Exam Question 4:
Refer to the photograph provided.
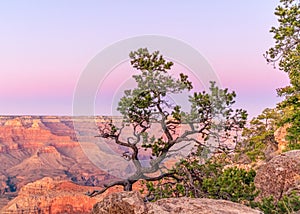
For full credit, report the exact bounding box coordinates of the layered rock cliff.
[1,177,124,214]
[0,116,112,210]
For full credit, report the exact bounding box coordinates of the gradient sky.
[0,1,290,118]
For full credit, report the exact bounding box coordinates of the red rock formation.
[0,116,110,210]
[1,177,100,213]
[0,117,77,153]
[0,115,218,212]
[274,124,292,152]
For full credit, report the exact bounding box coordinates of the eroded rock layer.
[0,116,114,211]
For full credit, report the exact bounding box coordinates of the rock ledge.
[91,191,261,214]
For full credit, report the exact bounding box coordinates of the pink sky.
[0,1,289,118]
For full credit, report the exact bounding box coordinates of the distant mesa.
[30,119,42,129]
[4,118,23,127]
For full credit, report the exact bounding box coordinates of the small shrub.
[284,142,300,152]
[252,191,300,214]
[143,158,258,205]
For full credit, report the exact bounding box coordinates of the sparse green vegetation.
[235,108,280,162]
[89,48,247,197]
[265,0,300,145]
[142,156,258,205]
[89,1,300,213]
[252,192,300,214]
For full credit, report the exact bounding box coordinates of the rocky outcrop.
[255,150,300,201]
[274,124,291,152]
[91,191,146,214]
[91,191,261,214]
[1,177,123,214]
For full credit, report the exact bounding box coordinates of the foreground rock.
[255,150,300,201]
[91,191,261,214]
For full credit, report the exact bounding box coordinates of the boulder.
[255,150,300,201]
[91,191,261,214]
[91,191,146,214]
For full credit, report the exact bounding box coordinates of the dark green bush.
[143,158,258,205]
[284,142,300,152]
[142,156,300,213]
[252,191,300,214]
[202,166,257,203]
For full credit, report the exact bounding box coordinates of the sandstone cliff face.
[0,116,112,209]
[91,191,262,214]
[1,180,148,213]
[274,124,291,152]
[255,150,300,201]
[1,177,126,214]
[1,177,96,213]
[0,117,74,154]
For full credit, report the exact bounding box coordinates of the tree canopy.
[87,2,300,212]
[265,0,300,143]
[88,48,247,197]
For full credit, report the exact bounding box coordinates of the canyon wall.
[0,116,115,212]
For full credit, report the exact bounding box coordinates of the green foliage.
[117,48,194,130]
[265,0,300,74]
[116,48,247,159]
[143,157,258,205]
[201,166,257,204]
[253,192,300,214]
[285,140,300,151]
[281,109,300,144]
[236,108,280,162]
[265,0,300,144]
[187,81,247,129]
[94,48,248,196]
[6,176,17,192]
